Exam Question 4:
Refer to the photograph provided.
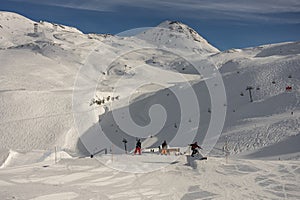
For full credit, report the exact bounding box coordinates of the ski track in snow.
[0,156,299,200]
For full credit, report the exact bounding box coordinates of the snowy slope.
[0,155,299,200]
[0,11,299,162]
[0,12,85,153]
[210,42,300,159]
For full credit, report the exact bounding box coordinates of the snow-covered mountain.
[0,11,300,200]
[0,11,299,162]
[136,20,219,54]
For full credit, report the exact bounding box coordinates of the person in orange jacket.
[161,140,168,155]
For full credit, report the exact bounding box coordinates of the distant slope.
[210,42,300,159]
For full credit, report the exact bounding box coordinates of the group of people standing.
[133,138,202,157]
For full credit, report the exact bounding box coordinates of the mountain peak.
[157,20,206,43]
[136,20,219,54]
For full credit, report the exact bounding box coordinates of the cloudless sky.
[1,0,300,50]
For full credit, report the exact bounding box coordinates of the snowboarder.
[134,139,142,155]
[189,142,202,157]
[161,140,168,155]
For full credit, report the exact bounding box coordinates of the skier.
[189,142,202,157]
[161,140,168,155]
[134,139,142,155]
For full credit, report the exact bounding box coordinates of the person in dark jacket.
[161,140,168,155]
[134,139,142,155]
[189,142,202,157]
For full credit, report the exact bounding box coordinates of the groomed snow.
[0,155,299,199]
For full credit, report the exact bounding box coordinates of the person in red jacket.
[189,142,202,157]
[134,139,142,155]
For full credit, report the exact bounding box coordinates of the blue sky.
[1,0,300,50]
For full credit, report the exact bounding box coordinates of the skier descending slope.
[189,142,202,157]
[134,139,142,155]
